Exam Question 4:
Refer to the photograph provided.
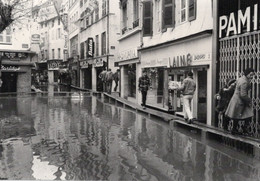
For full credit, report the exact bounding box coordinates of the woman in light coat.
[225,68,255,134]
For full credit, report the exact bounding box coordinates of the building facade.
[116,0,142,102]
[77,0,120,91]
[217,0,260,137]
[127,0,214,125]
[38,0,67,84]
[0,11,35,93]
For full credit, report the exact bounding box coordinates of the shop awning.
[116,58,140,66]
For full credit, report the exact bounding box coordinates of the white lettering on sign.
[118,48,138,61]
[1,65,20,71]
[168,54,192,67]
[93,59,104,67]
[88,38,93,57]
[64,35,68,49]
[219,4,258,38]
[193,53,211,61]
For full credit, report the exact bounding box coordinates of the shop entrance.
[1,72,17,93]
[83,68,92,89]
[197,70,207,123]
[96,68,103,92]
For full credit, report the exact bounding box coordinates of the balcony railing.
[133,19,139,29]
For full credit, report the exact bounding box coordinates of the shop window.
[143,1,153,36]
[95,35,99,56]
[0,27,12,44]
[162,0,175,31]
[101,32,106,55]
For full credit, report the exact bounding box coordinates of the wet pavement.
[0,91,260,180]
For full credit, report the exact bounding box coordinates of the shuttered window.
[143,1,153,36]
[162,0,175,31]
[188,0,196,21]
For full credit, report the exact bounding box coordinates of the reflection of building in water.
[0,140,34,180]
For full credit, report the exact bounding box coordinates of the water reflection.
[0,95,259,180]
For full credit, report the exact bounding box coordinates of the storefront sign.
[31,34,40,44]
[93,58,105,67]
[1,65,20,71]
[48,60,61,70]
[118,48,138,61]
[219,4,258,38]
[193,53,211,61]
[64,35,68,49]
[168,54,192,67]
[0,52,27,59]
[87,38,94,58]
[80,60,89,68]
[143,58,169,68]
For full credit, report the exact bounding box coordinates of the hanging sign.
[87,38,94,58]
[48,60,61,70]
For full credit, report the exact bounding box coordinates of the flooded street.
[0,94,260,180]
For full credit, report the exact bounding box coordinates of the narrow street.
[0,89,259,180]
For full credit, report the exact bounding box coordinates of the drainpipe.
[106,0,109,69]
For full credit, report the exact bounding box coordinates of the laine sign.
[219,4,259,38]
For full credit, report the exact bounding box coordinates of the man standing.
[138,70,151,109]
[113,69,120,92]
[98,68,107,92]
[177,71,196,124]
[105,68,113,94]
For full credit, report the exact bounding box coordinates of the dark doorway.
[84,68,92,89]
[1,73,18,93]
[197,70,207,123]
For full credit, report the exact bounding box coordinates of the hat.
[187,71,193,76]
[227,79,236,86]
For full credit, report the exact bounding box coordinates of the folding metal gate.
[219,31,260,138]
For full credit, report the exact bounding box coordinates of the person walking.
[177,71,196,124]
[225,68,255,135]
[98,68,107,92]
[138,70,151,109]
[105,68,113,94]
[113,69,120,92]
[215,79,236,131]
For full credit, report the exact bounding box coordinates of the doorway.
[1,72,18,93]
[197,70,207,123]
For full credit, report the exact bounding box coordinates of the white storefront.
[140,33,213,125]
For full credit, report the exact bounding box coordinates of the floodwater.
[0,93,260,181]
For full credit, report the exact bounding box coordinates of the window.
[122,2,127,30]
[162,0,175,30]
[133,0,139,21]
[95,35,99,56]
[143,1,153,36]
[52,20,55,27]
[95,6,99,22]
[52,49,55,59]
[41,50,44,60]
[58,48,61,59]
[188,0,196,21]
[180,0,188,23]
[102,0,106,16]
[91,13,94,24]
[45,50,48,59]
[58,18,61,25]
[80,42,85,59]
[0,27,12,44]
[101,32,106,55]
[57,28,61,39]
[86,17,89,27]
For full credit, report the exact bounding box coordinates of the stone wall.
[17,66,31,93]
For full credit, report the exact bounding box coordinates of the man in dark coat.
[138,70,151,109]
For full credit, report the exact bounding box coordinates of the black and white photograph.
[0,0,260,180]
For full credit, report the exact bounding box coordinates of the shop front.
[0,50,35,93]
[80,60,92,89]
[218,0,260,136]
[47,59,62,84]
[140,35,213,124]
[116,48,140,101]
[92,57,107,92]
